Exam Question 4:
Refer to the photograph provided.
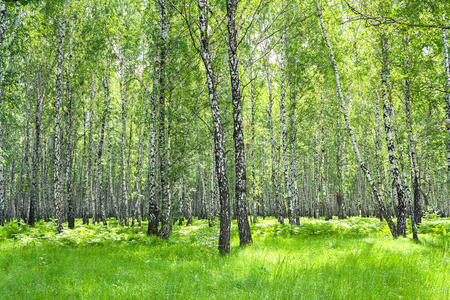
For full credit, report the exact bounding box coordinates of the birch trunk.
[250,65,258,224]
[266,60,283,224]
[403,36,421,227]
[374,91,389,219]
[288,82,300,224]
[402,36,419,239]
[442,13,450,186]
[197,0,231,253]
[83,83,95,225]
[226,0,253,246]
[125,94,134,225]
[18,69,32,224]
[209,145,217,227]
[147,74,159,235]
[65,21,75,229]
[279,0,289,224]
[29,75,45,226]
[335,91,344,219]
[319,97,326,218]
[133,90,148,228]
[107,113,118,224]
[54,8,66,233]
[96,57,110,226]
[380,32,408,236]
[119,59,129,226]
[157,0,171,239]
[146,5,168,236]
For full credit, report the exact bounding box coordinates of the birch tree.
[53,5,66,233]
[197,0,232,253]
[225,0,252,245]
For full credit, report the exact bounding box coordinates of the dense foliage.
[0,0,448,250]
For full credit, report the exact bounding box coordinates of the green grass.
[0,217,448,299]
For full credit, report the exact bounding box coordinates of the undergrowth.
[0,217,448,299]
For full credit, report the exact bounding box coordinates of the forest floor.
[0,217,448,299]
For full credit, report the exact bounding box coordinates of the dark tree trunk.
[156,0,171,239]
[225,0,252,246]
[380,33,408,237]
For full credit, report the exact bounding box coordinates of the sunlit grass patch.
[0,217,448,299]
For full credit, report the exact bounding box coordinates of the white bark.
[266,60,283,224]
[442,13,450,183]
[54,6,66,233]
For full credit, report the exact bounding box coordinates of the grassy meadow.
[0,217,448,299]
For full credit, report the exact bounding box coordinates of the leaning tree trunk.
[197,0,231,253]
[316,0,397,237]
